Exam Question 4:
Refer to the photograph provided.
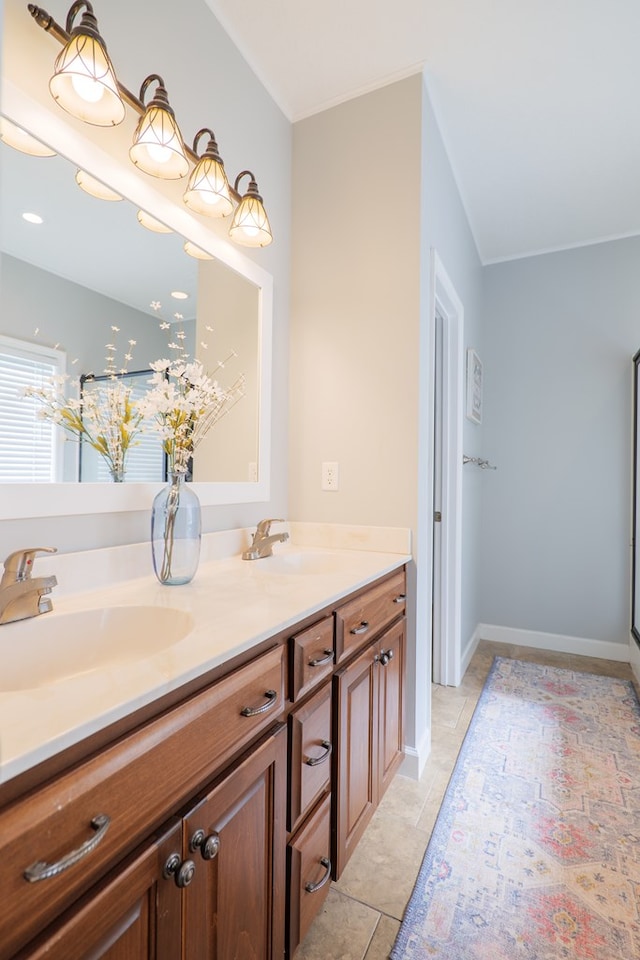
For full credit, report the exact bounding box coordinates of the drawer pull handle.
[24,813,110,883]
[305,857,332,893]
[304,740,332,766]
[379,649,395,667]
[394,593,407,604]
[164,853,196,888]
[350,620,369,635]
[241,689,278,717]
[309,649,333,667]
[191,829,221,861]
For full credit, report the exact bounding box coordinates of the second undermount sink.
[0,605,194,692]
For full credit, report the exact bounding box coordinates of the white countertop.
[0,523,411,784]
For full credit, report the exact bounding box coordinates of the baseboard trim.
[401,727,431,780]
[461,625,482,679]
[477,623,630,663]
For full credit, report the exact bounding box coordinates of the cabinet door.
[183,726,287,960]
[332,644,378,879]
[377,618,405,799]
[15,820,183,960]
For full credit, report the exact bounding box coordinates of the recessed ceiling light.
[171,290,189,300]
[22,212,43,224]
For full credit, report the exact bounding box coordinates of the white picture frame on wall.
[466,348,483,424]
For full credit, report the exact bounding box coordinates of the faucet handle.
[2,547,58,583]
[255,519,285,536]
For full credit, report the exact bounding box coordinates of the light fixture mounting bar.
[27,3,243,202]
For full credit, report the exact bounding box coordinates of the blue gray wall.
[481,237,640,648]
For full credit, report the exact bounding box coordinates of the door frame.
[428,249,463,686]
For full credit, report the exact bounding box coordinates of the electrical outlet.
[322,461,339,491]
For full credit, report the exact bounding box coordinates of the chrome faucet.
[242,519,289,560]
[0,547,58,625]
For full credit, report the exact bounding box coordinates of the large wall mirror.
[0,40,272,519]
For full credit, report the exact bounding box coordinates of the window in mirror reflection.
[0,335,65,482]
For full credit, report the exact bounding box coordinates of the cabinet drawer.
[288,682,332,833]
[0,644,285,960]
[287,792,332,956]
[335,570,406,664]
[290,615,334,702]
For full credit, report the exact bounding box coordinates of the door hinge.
[434,511,442,523]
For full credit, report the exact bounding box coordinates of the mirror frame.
[0,81,272,519]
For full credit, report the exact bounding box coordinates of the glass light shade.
[183,155,233,218]
[137,209,173,233]
[130,106,189,180]
[229,194,273,247]
[0,118,56,157]
[49,34,125,126]
[75,168,122,201]
[184,240,214,260]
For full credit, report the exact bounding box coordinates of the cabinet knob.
[241,689,278,717]
[163,854,196,888]
[378,649,394,667]
[191,829,221,861]
[350,620,369,635]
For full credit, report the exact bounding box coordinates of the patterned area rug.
[391,657,640,959]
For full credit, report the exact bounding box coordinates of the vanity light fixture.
[136,209,173,234]
[171,291,189,300]
[28,3,274,245]
[184,240,214,261]
[0,117,56,157]
[22,212,44,224]
[229,171,273,248]
[183,128,233,218]
[129,75,189,180]
[75,168,122,201]
[41,1,125,127]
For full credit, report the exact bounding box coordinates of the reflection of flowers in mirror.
[24,375,144,482]
[138,358,245,476]
[24,325,143,482]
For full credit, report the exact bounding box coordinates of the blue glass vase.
[151,472,201,585]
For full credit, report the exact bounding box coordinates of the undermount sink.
[0,605,194,692]
[250,551,349,576]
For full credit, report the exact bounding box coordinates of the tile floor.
[293,639,635,960]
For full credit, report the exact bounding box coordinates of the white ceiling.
[205,0,640,264]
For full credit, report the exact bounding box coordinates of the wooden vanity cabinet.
[2,564,407,960]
